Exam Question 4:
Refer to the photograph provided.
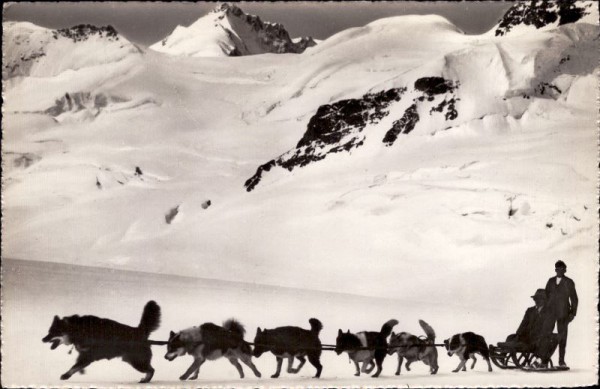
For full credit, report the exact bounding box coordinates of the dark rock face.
[244,88,405,191]
[414,77,457,96]
[495,0,592,36]
[382,104,419,146]
[53,24,120,42]
[383,77,459,146]
[245,77,460,191]
[429,97,458,121]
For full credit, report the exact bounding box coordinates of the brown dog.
[388,320,438,375]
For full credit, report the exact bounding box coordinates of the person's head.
[531,288,546,307]
[555,260,567,277]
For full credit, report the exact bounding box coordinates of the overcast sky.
[4,2,512,46]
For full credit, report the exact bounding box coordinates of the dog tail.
[380,319,399,337]
[138,300,161,336]
[309,318,323,334]
[418,320,436,342]
[223,318,246,337]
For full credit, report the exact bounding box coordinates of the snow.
[2,6,599,387]
[150,4,313,57]
[2,258,598,386]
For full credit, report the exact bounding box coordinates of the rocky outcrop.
[245,88,405,191]
[495,0,593,36]
[52,24,119,42]
[245,77,461,191]
[383,77,459,146]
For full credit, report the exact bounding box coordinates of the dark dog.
[42,300,161,383]
[165,319,261,380]
[335,319,398,377]
[253,318,323,378]
[444,332,493,372]
[388,319,439,375]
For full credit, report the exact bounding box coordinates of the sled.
[489,335,565,372]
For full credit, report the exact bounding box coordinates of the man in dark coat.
[514,288,556,366]
[545,260,578,367]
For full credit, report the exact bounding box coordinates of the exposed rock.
[430,97,459,121]
[44,92,120,119]
[52,24,119,42]
[246,76,463,190]
[245,88,405,191]
[384,77,459,146]
[383,104,419,146]
[414,77,458,96]
[535,82,562,98]
[495,0,593,37]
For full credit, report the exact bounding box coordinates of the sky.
[3,1,513,46]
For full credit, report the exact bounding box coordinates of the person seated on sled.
[505,289,556,367]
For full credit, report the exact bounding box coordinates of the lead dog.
[335,319,398,377]
[165,319,261,380]
[444,332,493,372]
[253,318,323,378]
[388,320,439,375]
[42,300,161,383]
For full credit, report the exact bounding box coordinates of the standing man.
[545,260,578,367]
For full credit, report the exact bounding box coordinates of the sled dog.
[444,332,493,372]
[42,300,161,383]
[388,319,439,375]
[165,319,261,380]
[253,318,323,378]
[335,319,398,377]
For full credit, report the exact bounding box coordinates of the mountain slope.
[150,3,316,57]
[2,9,598,298]
[2,22,142,79]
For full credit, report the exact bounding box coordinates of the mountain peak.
[495,0,597,36]
[212,2,244,16]
[151,3,316,57]
[3,22,140,79]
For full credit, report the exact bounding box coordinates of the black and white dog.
[253,318,323,378]
[444,332,493,372]
[335,319,398,377]
[165,319,261,380]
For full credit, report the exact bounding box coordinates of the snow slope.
[3,22,142,80]
[2,2,599,386]
[3,1,597,303]
[150,3,316,57]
